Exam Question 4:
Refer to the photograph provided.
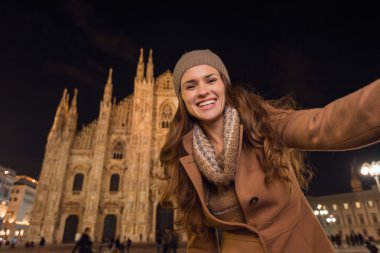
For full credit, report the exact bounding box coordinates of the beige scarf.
[192,106,245,222]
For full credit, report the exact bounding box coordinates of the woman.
[160,49,380,253]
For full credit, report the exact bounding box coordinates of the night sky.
[1,1,379,196]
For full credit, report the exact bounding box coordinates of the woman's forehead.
[181,65,219,83]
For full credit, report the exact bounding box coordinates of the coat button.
[249,196,259,206]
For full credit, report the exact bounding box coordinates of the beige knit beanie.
[173,49,230,97]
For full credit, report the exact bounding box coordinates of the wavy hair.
[159,74,313,235]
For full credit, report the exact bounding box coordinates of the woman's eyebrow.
[204,73,219,79]
[182,73,220,85]
[182,79,197,86]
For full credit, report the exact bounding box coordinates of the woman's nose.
[197,82,210,95]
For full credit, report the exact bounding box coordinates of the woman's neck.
[199,120,224,154]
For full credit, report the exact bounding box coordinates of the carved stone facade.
[28,49,178,244]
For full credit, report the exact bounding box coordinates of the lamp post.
[326,215,336,236]
[313,204,329,233]
[360,161,380,191]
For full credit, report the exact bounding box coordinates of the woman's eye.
[207,79,216,84]
[185,84,195,89]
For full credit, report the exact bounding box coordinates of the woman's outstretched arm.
[271,79,380,150]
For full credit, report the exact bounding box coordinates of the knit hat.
[173,49,230,97]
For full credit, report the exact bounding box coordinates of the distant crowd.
[0,235,45,249]
[329,231,378,252]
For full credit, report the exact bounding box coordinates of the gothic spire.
[350,160,363,192]
[48,89,69,140]
[70,88,78,112]
[60,89,68,105]
[52,89,68,127]
[136,48,145,81]
[67,88,78,132]
[103,68,113,105]
[146,48,154,82]
[64,90,70,112]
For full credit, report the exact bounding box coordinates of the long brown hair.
[159,74,312,235]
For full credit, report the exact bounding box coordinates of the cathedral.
[27,49,178,244]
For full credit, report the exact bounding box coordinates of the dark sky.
[1,1,379,196]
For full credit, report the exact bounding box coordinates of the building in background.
[0,166,17,203]
[0,165,17,237]
[28,48,178,244]
[308,171,380,242]
[1,176,38,242]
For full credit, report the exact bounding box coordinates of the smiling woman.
[159,49,380,253]
[180,65,226,142]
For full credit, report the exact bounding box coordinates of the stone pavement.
[0,243,377,253]
[0,243,186,253]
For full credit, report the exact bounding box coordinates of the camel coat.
[179,79,380,253]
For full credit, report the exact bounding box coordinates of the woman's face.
[180,65,226,125]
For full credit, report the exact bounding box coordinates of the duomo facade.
[28,49,178,243]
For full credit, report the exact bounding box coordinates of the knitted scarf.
[192,106,245,222]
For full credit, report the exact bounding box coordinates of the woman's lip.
[198,100,217,110]
[197,98,217,107]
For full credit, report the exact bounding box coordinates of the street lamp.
[360,161,380,191]
[313,204,329,233]
[313,204,329,216]
[325,215,336,236]
[326,215,336,223]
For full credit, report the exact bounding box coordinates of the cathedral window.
[109,174,120,192]
[372,213,378,224]
[113,142,125,159]
[358,214,366,225]
[346,215,352,225]
[161,105,172,128]
[334,216,340,225]
[72,173,84,192]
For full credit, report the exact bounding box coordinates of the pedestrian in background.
[39,236,46,247]
[155,230,162,253]
[126,237,132,253]
[162,229,171,253]
[169,231,179,253]
[72,227,93,253]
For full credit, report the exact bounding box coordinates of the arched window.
[109,174,120,192]
[161,105,172,128]
[72,173,84,192]
[113,142,125,159]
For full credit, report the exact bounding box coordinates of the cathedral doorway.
[62,215,79,243]
[102,214,117,242]
[155,205,173,237]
